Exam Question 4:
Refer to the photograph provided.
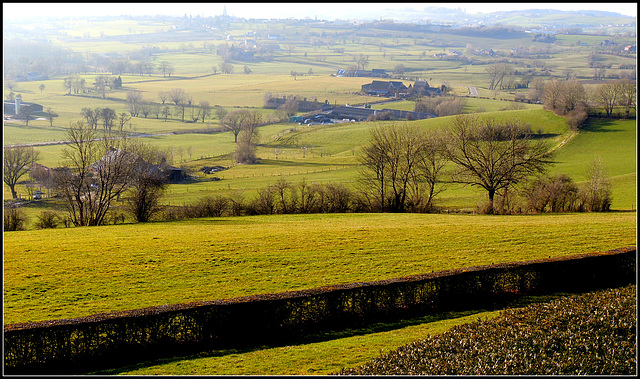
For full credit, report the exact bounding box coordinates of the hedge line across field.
[4,246,636,374]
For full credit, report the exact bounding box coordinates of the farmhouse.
[334,68,389,78]
[411,80,443,97]
[3,97,43,119]
[361,80,409,97]
[91,148,187,183]
[327,105,435,122]
[265,96,333,112]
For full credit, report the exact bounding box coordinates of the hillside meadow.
[3,212,636,325]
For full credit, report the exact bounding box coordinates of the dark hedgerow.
[336,284,636,375]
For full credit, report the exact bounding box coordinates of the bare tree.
[558,78,585,114]
[593,81,619,117]
[617,79,636,118]
[222,110,248,142]
[4,146,40,199]
[542,79,563,112]
[53,122,138,226]
[359,123,435,212]
[485,63,512,90]
[579,157,612,212]
[235,110,262,164]
[198,101,211,122]
[158,91,168,104]
[445,114,554,214]
[167,88,186,106]
[219,62,234,74]
[410,130,448,212]
[353,53,370,70]
[126,90,144,116]
[81,107,101,130]
[118,112,131,132]
[125,141,168,222]
[39,84,45,93]
[161,106,171,121]
[46,107,57,127]
[100,107,117,131]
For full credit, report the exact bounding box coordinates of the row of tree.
[3,111,614,231]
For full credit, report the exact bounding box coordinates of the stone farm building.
[3,97,43,119]
[327,105,435,122]
[361,80,410,97]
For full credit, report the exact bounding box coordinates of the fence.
[4,246,635,374]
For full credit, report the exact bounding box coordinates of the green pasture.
[549,118,637,210]
[5,109,635,213]
[101,309,503,375]
[4,212,636,325]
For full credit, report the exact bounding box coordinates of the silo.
[15,96,21,116]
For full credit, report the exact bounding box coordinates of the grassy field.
[3,212,636,325]
[3,15,637,376]
[97,308,505,375]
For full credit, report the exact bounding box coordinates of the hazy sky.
[3,2,637,22]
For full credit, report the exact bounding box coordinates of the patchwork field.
[3,13,637,375]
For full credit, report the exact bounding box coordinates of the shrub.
[524,174,580,213]
[566,107,588,130]
[3,205,28,231]
[338,285,637,375]
[34,210,59,229]
[435,98,466,116]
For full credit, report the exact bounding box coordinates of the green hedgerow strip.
[337,284,636,375]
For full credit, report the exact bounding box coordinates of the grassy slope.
[3,212,636,325]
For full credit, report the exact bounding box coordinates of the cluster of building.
[3,97,43,120]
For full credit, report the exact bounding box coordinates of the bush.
[435,98,466,116]
[524,174,580,213]
[3,205,28,231]
[338,285,637,375]
[34,210,59,229]
[566,107,588,130]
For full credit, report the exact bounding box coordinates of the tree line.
[3,113,615,231]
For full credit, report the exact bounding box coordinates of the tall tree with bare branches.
[445,114,554,214]
[4,146,40,199]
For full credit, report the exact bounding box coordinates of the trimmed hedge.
[4,246,636,374]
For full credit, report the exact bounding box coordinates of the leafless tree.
[118,112,131,132]
[126,90,143,117]
[353,53,369,70]
[46,107,57,127]
[485,63,512,90]
[234,110,262,164]
[222,110,248,142]
[100,107,117,131]
[593,81,619,117]
[158,91,168,104]
[445,114,554,214]
[579,157,612,212]
[542,79,563,112]
[53,122,139,226]
[125,141,168,222]
[219,62,234,74]
[198,101,211,122]
[167,88,186,106]
[359,123,435,212]
[617,79,636,118]
[4,146,40,199]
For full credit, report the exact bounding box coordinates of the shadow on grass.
[90,292,571,375]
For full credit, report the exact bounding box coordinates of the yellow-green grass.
[549,118,636,209]
[3,212,636,325]
[98,309,503,375]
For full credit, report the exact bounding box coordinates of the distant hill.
[360,6,635,29]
